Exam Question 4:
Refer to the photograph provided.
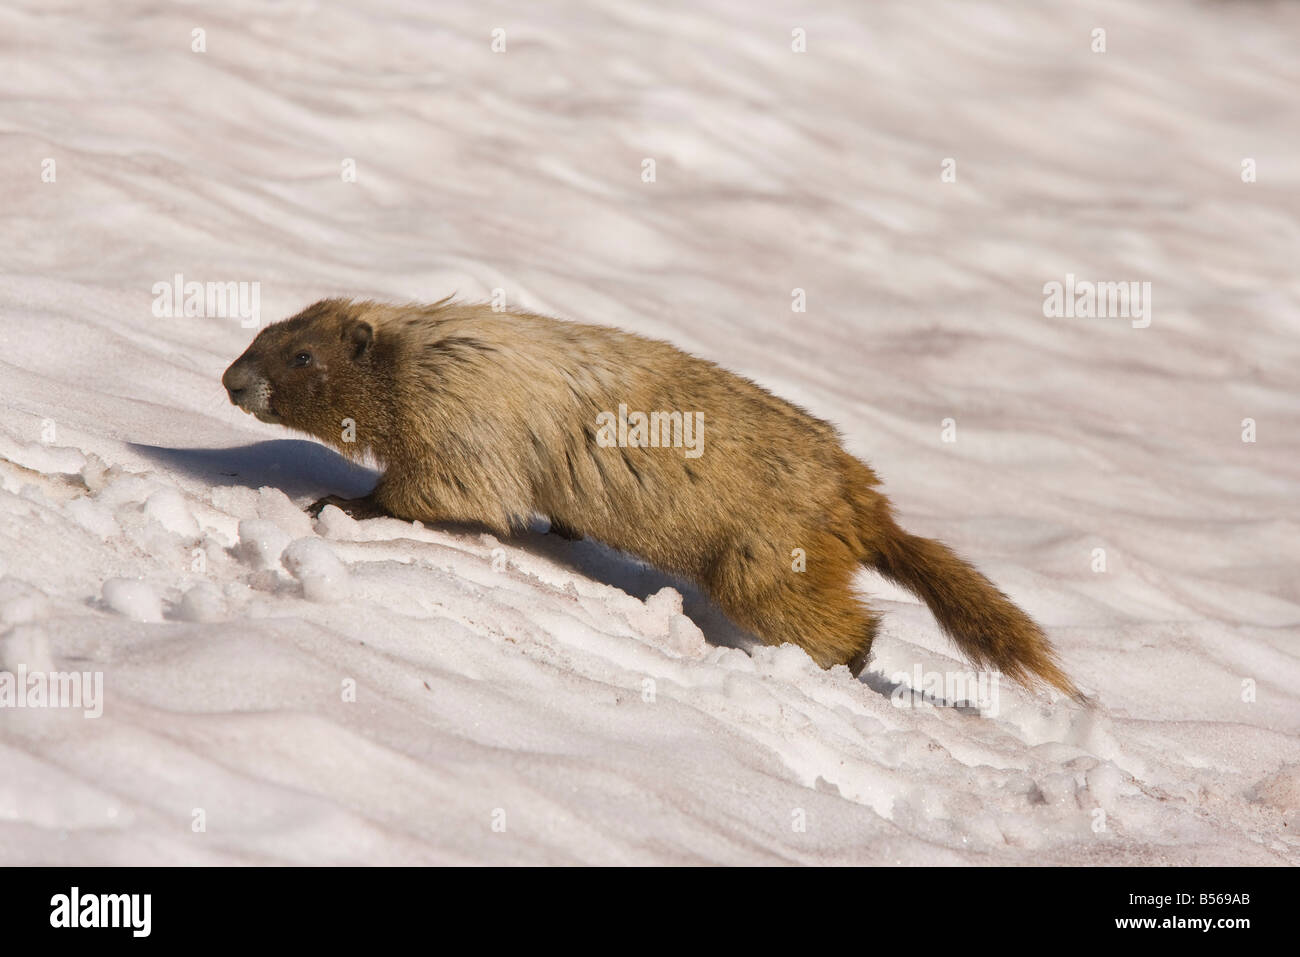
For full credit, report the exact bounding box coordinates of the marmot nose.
[223,365,250,404]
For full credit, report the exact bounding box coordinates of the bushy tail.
[873,526,1085,702]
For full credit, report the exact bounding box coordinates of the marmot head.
[222,298,382,449]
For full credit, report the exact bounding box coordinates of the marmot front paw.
[307,495,386,520]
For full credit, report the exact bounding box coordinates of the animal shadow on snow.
[131,440,379,501]
[859,670,982,715]
[132,440,761,657]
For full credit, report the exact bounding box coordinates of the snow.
[99,579,164,623]
[280,535,351,603]
[1,0,1298,864]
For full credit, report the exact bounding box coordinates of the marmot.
[222,298,1082,699]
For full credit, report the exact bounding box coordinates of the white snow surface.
[1,0,1298,865]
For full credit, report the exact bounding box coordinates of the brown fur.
[222,298,1084,700]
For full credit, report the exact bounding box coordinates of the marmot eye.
[292,351,312,367]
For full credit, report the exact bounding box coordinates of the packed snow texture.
[1,0,1298,864]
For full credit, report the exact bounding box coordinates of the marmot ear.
[348,321,373,359]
